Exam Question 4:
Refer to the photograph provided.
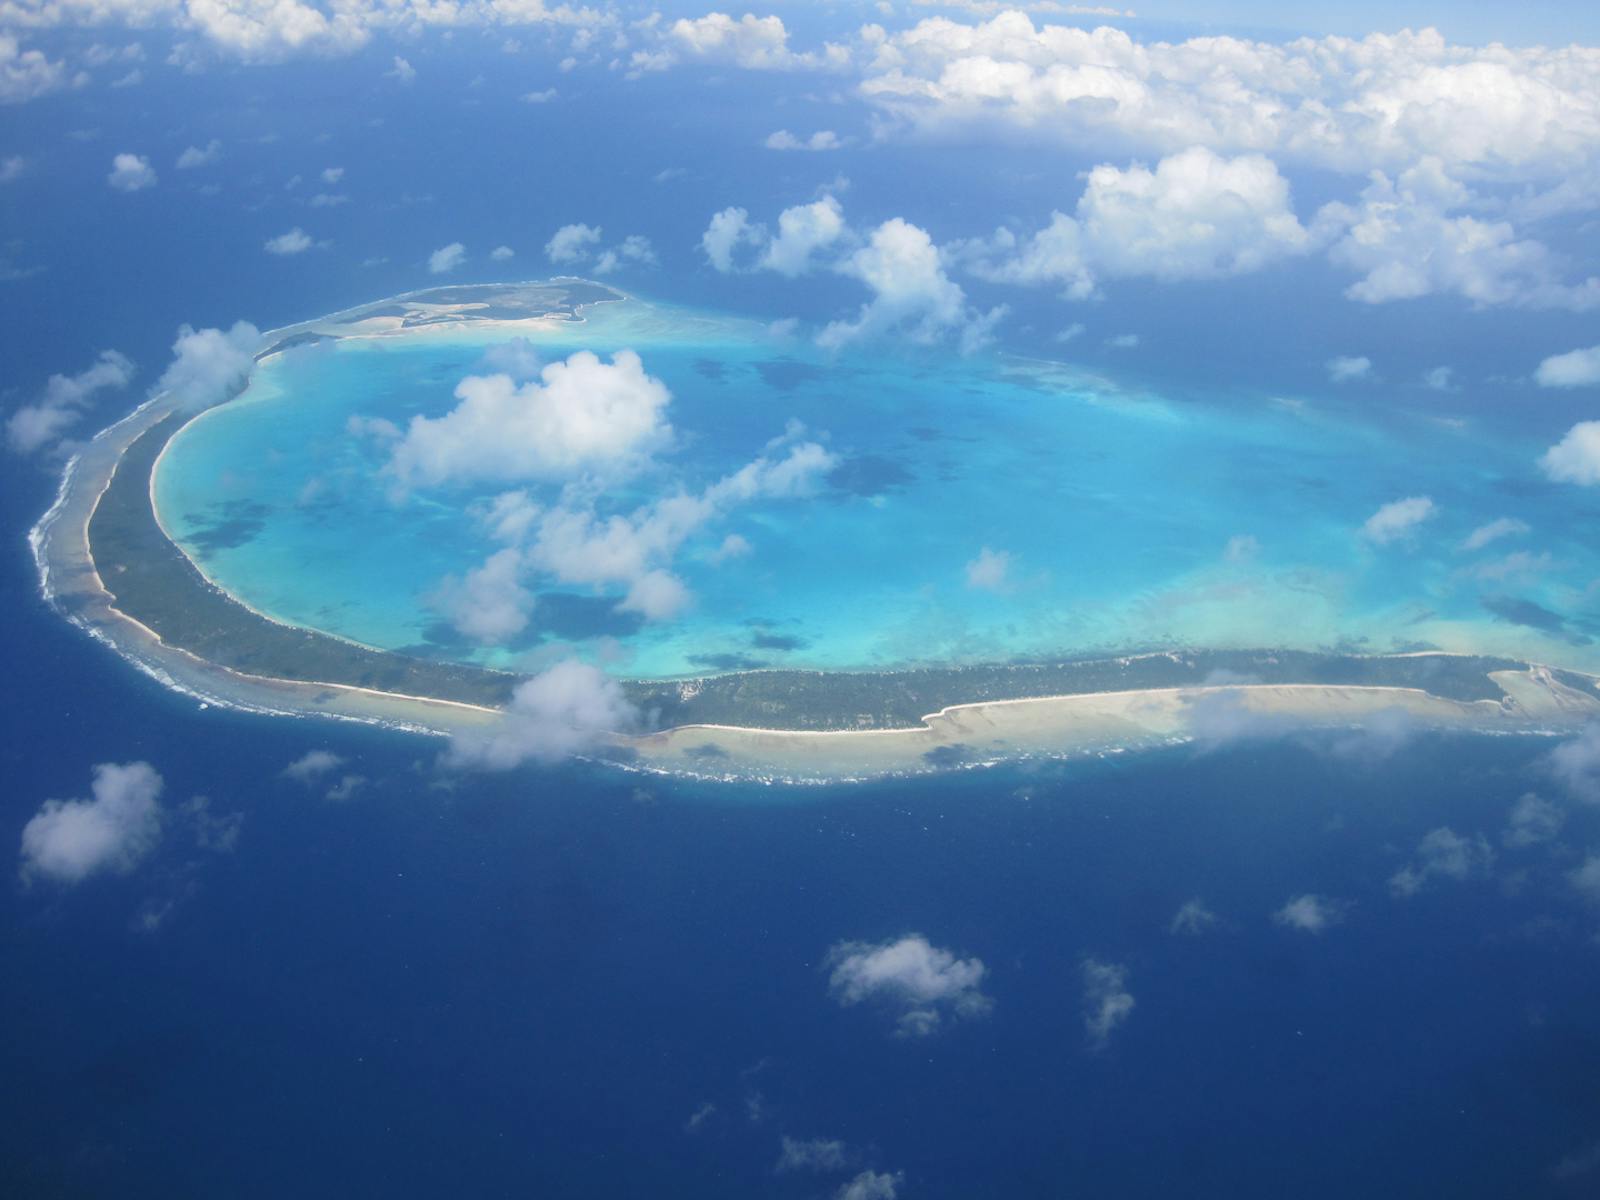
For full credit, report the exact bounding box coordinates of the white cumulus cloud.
[1540,423,1600,486]
[428,241,466,274]
[20,762,163,884]
[825,933,992,1037]
[447,659,639,769]
[1082,959,1134,1048]
[264,227,313,255]
[153,321,261,410]
[1361,496,1436,545]
[107,151,155,191]
[6,348,134,455]
[1273,893,1349,933]
[1536,345,1600,388]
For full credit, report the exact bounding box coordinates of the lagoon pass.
[33,281,1600,781]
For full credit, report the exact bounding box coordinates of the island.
[33,281,1600,782]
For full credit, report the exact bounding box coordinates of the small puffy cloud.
[1273,893,1348,934]
[1548,725,1600,802]
[283,749,344,782]
[387,349,672,488]
[183,795,243,853]
[19,762,163,884]
[264,227,313,255]
[153,321,261,411]
[617,568,691,621]
[1326,355,1372,383]
[1388,827,1493,897]
[107,151,155,191]
[1503,792,1564,849]
[1460,517,1529,552]
[545,222,602,264]
[964,546,1010,591]
[708,533,752,564]
[594,234,656,275]
[825,933,992,1037]
[765,129,843,151]
[1536,345,1600,389]
[644,12,839,74]
[490,244,515,261]
[1569,854,1600,905]
[822,217,1000,352]
[428,547,535,643]
[1170,898,1217,935]
[176,139,220,169]
[836,1171,903,1200]
[1422,366,1456,391]
[428,241,466,274]
[1082,959,1134,1048]
[701,206,761,273]
[6,348,134,455]
[1361,496,1436,545]
[1540,423,1600,486]
[386,55,416,84]
[1,154,24,182]
[777,1136,850,1173]
[762,197,847,277]
[0,33,75,104]
[522,87,557,103]
[320,166,343,184]
[447,659,639,769]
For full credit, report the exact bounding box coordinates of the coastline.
[32,280,1600,783]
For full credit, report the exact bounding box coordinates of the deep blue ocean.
[7,21,1600,1198]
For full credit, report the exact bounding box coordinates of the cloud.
[0,154,23,182]
[1170,898,1217,935]
[1361,496,1436,545]
[152,321,261,410]
[176,139,220,168]
[1540,422,1600,486]
[0,33,76,104]
[617,568,691,621]
[1548,724,1600,802]
[1569,854,1600,905]
[1536,345,1600,388]
[1422,366,1455,391]
[1326,355,1372,383]
[386,348,672,488]
[835,1171,903,1200]
[283,749,345,782]
[761,196,847,277]
[522,87,556,102]
[386,55,416,83]
[1273,893,1349,934]
[1322,160,1600,310]
[320,165,343,184]
[765,129,844,151]
[1503,792,1564,849]
[107,151,155,191]
[701,206,762,273]
[19,762,163,884]
[825,933,992,1037]
[777,1137,851,1173]
[5,348,134,455]
[428,241,466,274]
[858,18,1600,184]
[821,217,1002,352]
[490,244,515,261]
[545,222,602,263]
[964,546,1010,591]
[447,659,639,769]
[1460,517,1529,553]
[182,795,243,853]
[264,227,313,255]
[958,147,1318,300]
[636,12,845,74]
[427,547,536,642]
[1388,827,1494,896]
[593,234,656,275]
[1081,959,1134,1048]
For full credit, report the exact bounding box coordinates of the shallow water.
[154,295,1600,678]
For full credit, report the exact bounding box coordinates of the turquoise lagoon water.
[154,298,1600,679]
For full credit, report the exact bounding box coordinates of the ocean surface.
[152,295,1600,678]
[4,676,1600,1197]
